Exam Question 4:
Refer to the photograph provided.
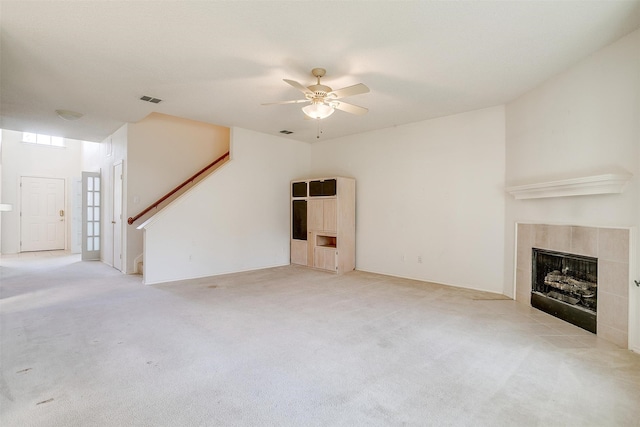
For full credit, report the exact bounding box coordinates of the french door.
[82,172,101,261]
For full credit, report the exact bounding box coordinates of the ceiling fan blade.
[328,83,369,99]
[261,99,309,106]
[334,101,368,115]
[284,79,313,95]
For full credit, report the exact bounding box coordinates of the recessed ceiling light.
[55,109,84,121]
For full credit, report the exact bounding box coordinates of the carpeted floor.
[1,251,639,426]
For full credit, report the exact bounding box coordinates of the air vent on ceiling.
[140,96,162,104]
[280,130,293,134]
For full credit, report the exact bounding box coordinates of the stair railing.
[127,151,230,225]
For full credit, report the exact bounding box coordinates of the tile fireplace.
[516,224,631,348]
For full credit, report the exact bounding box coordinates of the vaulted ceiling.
[1,1,639,143]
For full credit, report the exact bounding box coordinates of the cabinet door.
[309,180,323,197]
[309,179,336,196]
[291,239,308,265]
[308,199,324,231]
[322,179,336,196]
[314,246,337,271]
[323,198,337,232]
[292,200,307,240]
[292,181,307,197]
[308,199,336,232]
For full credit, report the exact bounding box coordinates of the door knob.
[112,221,116,224]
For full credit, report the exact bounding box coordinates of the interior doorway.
[631,228,639,353]
[71,177,82,253]
[112,162,123,271]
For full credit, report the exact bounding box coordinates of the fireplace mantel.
[506,173,632,200]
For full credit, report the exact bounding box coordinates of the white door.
[20,177,65,252]
[631,227,639,353]
[112,162,123,271]
[82,172,101,261]
[71,178,82,253]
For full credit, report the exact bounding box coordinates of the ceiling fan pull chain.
[316,120,325,139]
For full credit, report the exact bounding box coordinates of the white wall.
[504,29,640,297]
[126,113,230,274]
[310,106,507,294]
[0,129,83,253]
[142,127,310,284]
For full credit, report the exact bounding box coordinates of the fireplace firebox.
[531,248,597,333]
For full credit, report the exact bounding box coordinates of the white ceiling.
[1,1,639,144]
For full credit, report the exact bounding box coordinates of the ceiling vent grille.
[140,96,162,104]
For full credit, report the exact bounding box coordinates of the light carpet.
[1,251,639,426]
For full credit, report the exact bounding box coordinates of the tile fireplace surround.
[516,224,631,348]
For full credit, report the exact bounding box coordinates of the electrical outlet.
[401,254,405,262]
[418,256,422,263]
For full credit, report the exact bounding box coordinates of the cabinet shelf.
[316,235,336,248]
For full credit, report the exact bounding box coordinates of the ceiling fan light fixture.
[302,103,334,119]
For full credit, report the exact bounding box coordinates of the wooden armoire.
[290,177,355,274]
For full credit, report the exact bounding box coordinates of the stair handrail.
[127,151,230,225]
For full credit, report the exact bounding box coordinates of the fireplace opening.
[531,248,597,333]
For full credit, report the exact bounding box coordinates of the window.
[22,132,65,147]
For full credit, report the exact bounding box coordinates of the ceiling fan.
[263,68,369,119]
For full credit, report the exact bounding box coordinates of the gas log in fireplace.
[531,248,597,333]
